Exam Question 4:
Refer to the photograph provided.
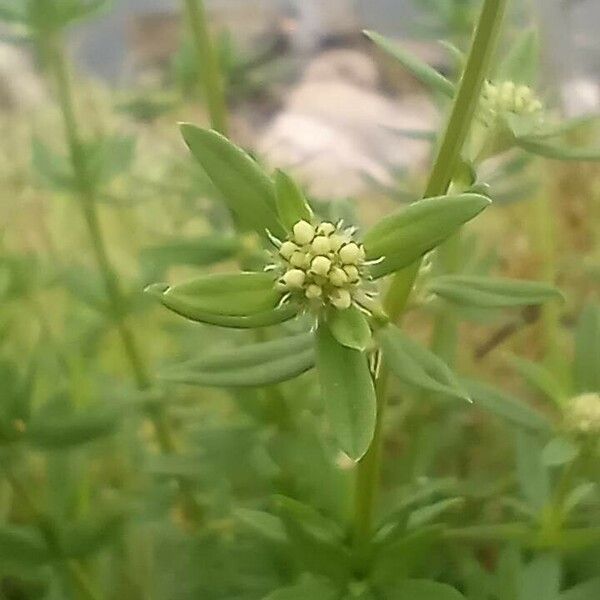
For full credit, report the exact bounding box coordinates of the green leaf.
[274,170,313,232]
[496,29,539,86]
[86,135,136,185]
[0,2,27,23]
[541,436,579,467]
[365,31,455,99]
[515,431,551,511]
[160,333,315,387]
[429,275,562,308]
[263,575,338,600]
[507,355,566,407]
[379,326,470,402]
[532,115,600,140]
[521,554,561,600]
[180,125,285,239]
[25,406,120,449]
[464,380,552,433]
[146,272,281,319]
[382,579,465,600]
[0,526,50,567]
[364,194,490,279]
[515,136,600,162]
[326,306,372,351]
[564,483,596,515]
[62,510,126,558]
[574,303,600,393]
[31,137,74,190]
[406,498,464,530]
[235,509,287,544]
[315,320,376,460]
[561,578,600,600]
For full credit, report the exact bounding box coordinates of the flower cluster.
[267,219,376,312]
[564,393,600,435]
[479,80,544,127]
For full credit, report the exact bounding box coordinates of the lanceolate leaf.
[515,136,600,162]
[274,170,313,232]
[326,306,372,351]
[146,272,281,319]
[180,125,285,239]
[315,320,376,460]
[365,31,456,99]
[429,275,562,308]
[574,303,600,393]
[161,333,315,387]
[379,326,470,402]
[364,194,490,279]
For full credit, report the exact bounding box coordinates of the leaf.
[561,578,600,600]
[364,194,490,279]
[326,306,372,351]
[161,333,315,387]
[406,497,464,530]
[263,575,338,600]
[574,303,600,393]
[25,406,120,449]
[365,31,455,98]
[274,170,313,232]
[464,380,552,433]
[31,137,74,190]
[141,235,241,273]
[533,115,600,140]
[87,135,136,185]
[275,496,350,583]
[235,509,287,544]
[495,29,539,86]
[507,355,566,407]
[146,272,281,319]
[62,510,127,558]
[0,2,26,23]
[379,326,470,402]
[429,275,562,308]
[564,483,596,515]
[180,125,285,239]
[520,554,561,600]
[315,320,377,460]
[382,579,465,600]
[0,526,50,566]
[515,431,550,511]
[541,437,579,467]
[515,136,600,162]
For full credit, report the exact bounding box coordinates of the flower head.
[564,393,600,435]
[480,80,544,128]
[267,219,377,313]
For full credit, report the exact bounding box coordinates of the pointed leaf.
[326,306,372,351]
[263,575,338,600]
[574,303,600,393]
[379,326,470,402]
[496,29,539,85]
[315,320,376,460]
[161,333,315,387]
[383,579,465,600]
[406,497,464,530]
[364,194,490,279]
[515,136,600,162]
[180,125,285,239]
[235,509,287,544]
[507,355,566,407]
[533,115,600,140]
[146,272,280,319]
[429,275,563,308]
[365,31,455,98]
[515,431,551,511]
[541,437,579,467]
[274,170,313,232]
[561,578,600,600]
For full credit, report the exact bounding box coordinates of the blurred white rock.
[257,49,436,199]
[0,42,46,112]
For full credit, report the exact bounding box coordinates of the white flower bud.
[310,235,331,255]
[311,255,332,276]
[290,251,310,269]
[329,234,346,252]
[317,222,336,236]
[279,241,298,260]
[329,288,352,310]
[305,284,322,299]
[565,393,600,434]
[282,269,305,289]
[293,220,315,245]
[329,267,348,287]
[343,265,360,282]
[339,242,362,265]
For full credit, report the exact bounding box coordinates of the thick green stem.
[183,0,229,135]
[39,31,201,519]
[352,0,508,551]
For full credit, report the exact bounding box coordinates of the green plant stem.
[39,31,202,520]
[352,0,508,551]
[183,0,229,135]
[0,460,102,600]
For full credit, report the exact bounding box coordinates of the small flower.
[564,393,600,435]
[267,218,380,314]
[480,80,544,128]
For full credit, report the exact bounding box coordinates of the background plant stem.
[183,0,229,135]
[39,30,203,522]
[353,0,509,551]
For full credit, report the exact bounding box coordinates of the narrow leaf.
[364,194,490,279]
[574,303,600,393]
[496,29,539,85]
[0,526,50,566]
[429,275,563,308]
[541,437,579,467]
[384,579,465,600]
[365,31,456,98]
[516,136,600,162]
[315,320,376,460]
[161,333,315,387]
[235,509,287,544]
[326,306,372,351]
[274,170,313,232]
[379,326,470,402]
[180,125,285,239]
